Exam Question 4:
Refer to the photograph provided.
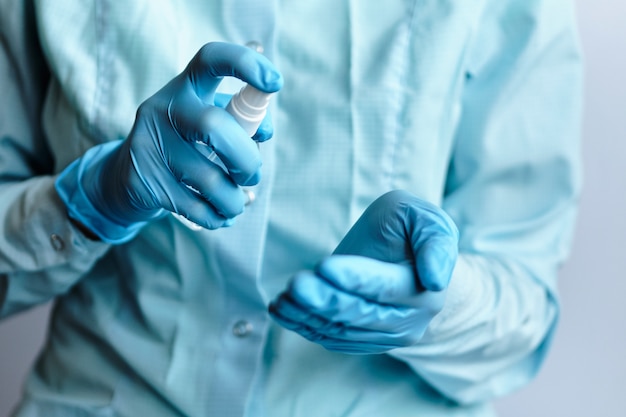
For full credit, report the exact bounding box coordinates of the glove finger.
[154,175,235,229]
[186,42,283,102]
[316,256,419,304]
[317,337,399,355]
[270,292,416,347]
[317,255,448,312]
[283,320,399,355]
[269,302,347,348]
[282,270,412,332]
[269,292,350,338]
[169,98,262,186]
[165,141,247,218]
[268,299,345,344]
[268,312,350,353]
[155,176,231,229]
[173,198,235,230]
[269,311,326,346]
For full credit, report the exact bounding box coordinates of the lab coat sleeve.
[389,0,583,404]
[0,1,111,319]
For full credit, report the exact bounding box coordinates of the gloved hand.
[269,190,459,354]
[55,42,283,243]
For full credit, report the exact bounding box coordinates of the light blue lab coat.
[0,0,582,416]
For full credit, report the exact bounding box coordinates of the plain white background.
[1,1,624,416]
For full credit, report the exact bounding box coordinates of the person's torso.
[19,1,493,416]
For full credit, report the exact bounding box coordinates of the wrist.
[55,141,150,244]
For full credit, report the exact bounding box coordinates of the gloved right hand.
[269,190,458,354]
[55,42,283,243]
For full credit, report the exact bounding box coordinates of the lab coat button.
[50,234,65,251]
[245,41,264,54]
[233,320,253,337]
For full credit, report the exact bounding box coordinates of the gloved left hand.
[269,190,459,354]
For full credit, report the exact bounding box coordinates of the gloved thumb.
[414,236,457,291]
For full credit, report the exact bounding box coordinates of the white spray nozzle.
[225,84,272,137]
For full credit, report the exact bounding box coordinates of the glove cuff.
[55,141,149,244]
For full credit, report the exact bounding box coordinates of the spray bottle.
[173,84,273,230]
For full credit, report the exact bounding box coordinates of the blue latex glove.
[269,190,459,354]
[56,42,283,243]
